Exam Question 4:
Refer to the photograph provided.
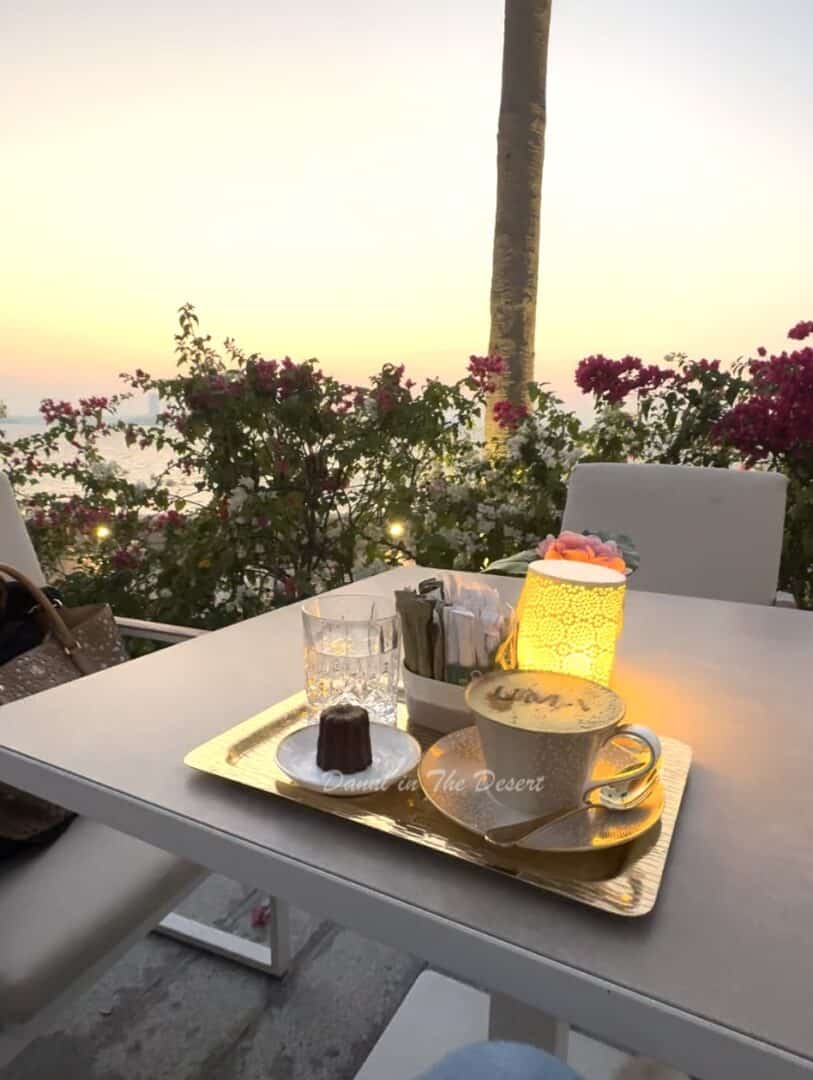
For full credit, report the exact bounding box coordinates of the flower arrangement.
[537,531,627,574]
[486,530,638,579]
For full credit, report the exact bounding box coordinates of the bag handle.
[0,564,95,676]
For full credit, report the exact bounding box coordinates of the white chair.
[562,463,789,605]
[0,474,290,1068]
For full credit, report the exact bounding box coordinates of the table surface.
[0,568,811,1075]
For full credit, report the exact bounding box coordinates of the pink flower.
[39,399,79,424]
[111,548,139,570]
[714,344,813,462]
[492,399,530,429]
[78,395,110,415]
[537,531,626,573]
[250,902,272,928]
[787,320,813,341]
[467,354,507,393]
[375,388,395,414]
[152,510,185,530]
[575,355,674,403]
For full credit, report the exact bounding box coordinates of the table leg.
[156,895,291,977]
[488,992,570,1060]
[267,895,292,976]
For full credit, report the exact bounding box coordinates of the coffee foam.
[466,670,624,734]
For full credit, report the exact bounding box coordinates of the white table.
[0,568,811,1079]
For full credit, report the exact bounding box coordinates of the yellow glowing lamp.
[94,524,112,541]
[515,559,626,686]
[387,521,405,540]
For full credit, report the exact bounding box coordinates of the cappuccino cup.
[465,669,660,816]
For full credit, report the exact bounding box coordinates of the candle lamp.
[515,559,626,686]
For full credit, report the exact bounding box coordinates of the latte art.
[467,670,624,734]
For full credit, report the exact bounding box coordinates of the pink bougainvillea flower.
[39,398,79,424]
[714,340,813,463]
[575,354,674,403]
[467,354,507,393]
[111,548,139,571]
[787,320,813,341]
[492,399,530,429]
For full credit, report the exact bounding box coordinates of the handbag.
[0,580,64,665]
[0,563,129,855]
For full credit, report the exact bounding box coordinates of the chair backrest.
[562,463,787,605]
[0,474,46,586]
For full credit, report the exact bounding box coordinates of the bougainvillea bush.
[2,307,508,627]
[575,322,813,608]
[1,309,811,622]
[404,379,583,572]
[713,323,813,608]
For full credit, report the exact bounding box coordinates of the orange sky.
[2,0,811,415]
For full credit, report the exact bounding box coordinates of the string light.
[95,524,112,541]
[387,521,405,540]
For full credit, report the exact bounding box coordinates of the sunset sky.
[2,0,811,416]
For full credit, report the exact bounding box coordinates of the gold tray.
[185,693,692,917]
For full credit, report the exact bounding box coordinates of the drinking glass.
[301,594,401,725]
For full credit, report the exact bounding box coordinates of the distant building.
[147,392,160,420]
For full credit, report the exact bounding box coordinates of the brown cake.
[316,704,373,774]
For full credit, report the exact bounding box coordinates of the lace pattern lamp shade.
[516,560,626,686]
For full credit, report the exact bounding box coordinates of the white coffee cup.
[465,669,661,816]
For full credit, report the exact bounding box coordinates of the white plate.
[275,723,422,797]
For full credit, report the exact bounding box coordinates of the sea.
[2,422,176,497]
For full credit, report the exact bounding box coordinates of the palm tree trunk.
[485,0,553,444]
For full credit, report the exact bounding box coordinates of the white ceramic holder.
[402,667,472,734]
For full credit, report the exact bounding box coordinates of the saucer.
[418,726,664,853]
[275,723,422,797]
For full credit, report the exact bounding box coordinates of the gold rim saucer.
[419,726,664,853]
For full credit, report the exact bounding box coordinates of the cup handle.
[582,724,662,804]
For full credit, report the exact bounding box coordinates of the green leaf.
[484,549,538,576]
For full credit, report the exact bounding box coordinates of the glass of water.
[301,594,401,725]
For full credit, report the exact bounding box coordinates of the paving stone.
[172,875,320,958]
[2,883,410,1080]
[206,925,425,1080]
[174,873,257,926]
